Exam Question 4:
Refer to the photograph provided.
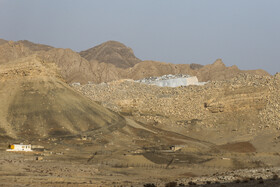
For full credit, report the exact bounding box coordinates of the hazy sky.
[0,0,279,74]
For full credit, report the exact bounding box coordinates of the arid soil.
[0,39,279,186]
[1,149,280,186]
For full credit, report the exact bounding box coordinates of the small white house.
[6,143,32,152]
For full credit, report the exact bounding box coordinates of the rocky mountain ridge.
[0,39,271,84]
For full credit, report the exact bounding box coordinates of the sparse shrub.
[143,183,156,187]
[235,179,241,183]
[273,174,278,180]
[188,181,196,185]
[165,181,177,187]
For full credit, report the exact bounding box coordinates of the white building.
[6,143,32,152]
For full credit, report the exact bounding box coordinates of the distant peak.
[212,59,225,67]
[79,40,141,68]
[97,40,127,48]
[103,40,123,44]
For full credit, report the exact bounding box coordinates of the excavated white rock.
[136,74,206,87]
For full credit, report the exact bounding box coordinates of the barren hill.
[0,56,126,141]
[80,41,141,68]
[0,39,7,45]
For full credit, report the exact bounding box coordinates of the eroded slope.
[0,57,125,140]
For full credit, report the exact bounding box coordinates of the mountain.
[18,40,53,51]
[196,59,269,81]
[0,40,95,84]
[80,40,141,68]
[121,59,270,82]
[0,39,271,85]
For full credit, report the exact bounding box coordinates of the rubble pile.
[72,73,277,137]
[176,167,280,185]
[259,73,280,128]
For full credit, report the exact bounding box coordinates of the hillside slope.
[0,56,125,140]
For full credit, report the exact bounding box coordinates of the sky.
[0,0,279,75]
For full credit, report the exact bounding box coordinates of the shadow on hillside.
[146,178,280,187]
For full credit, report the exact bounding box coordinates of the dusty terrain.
[0,39,279,186]
[72,73,280,186]
[2,149,280,187]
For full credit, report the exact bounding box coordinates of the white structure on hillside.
[6,143,32,152]
[136,74,206,87]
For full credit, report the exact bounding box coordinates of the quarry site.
[0,39,280,186]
